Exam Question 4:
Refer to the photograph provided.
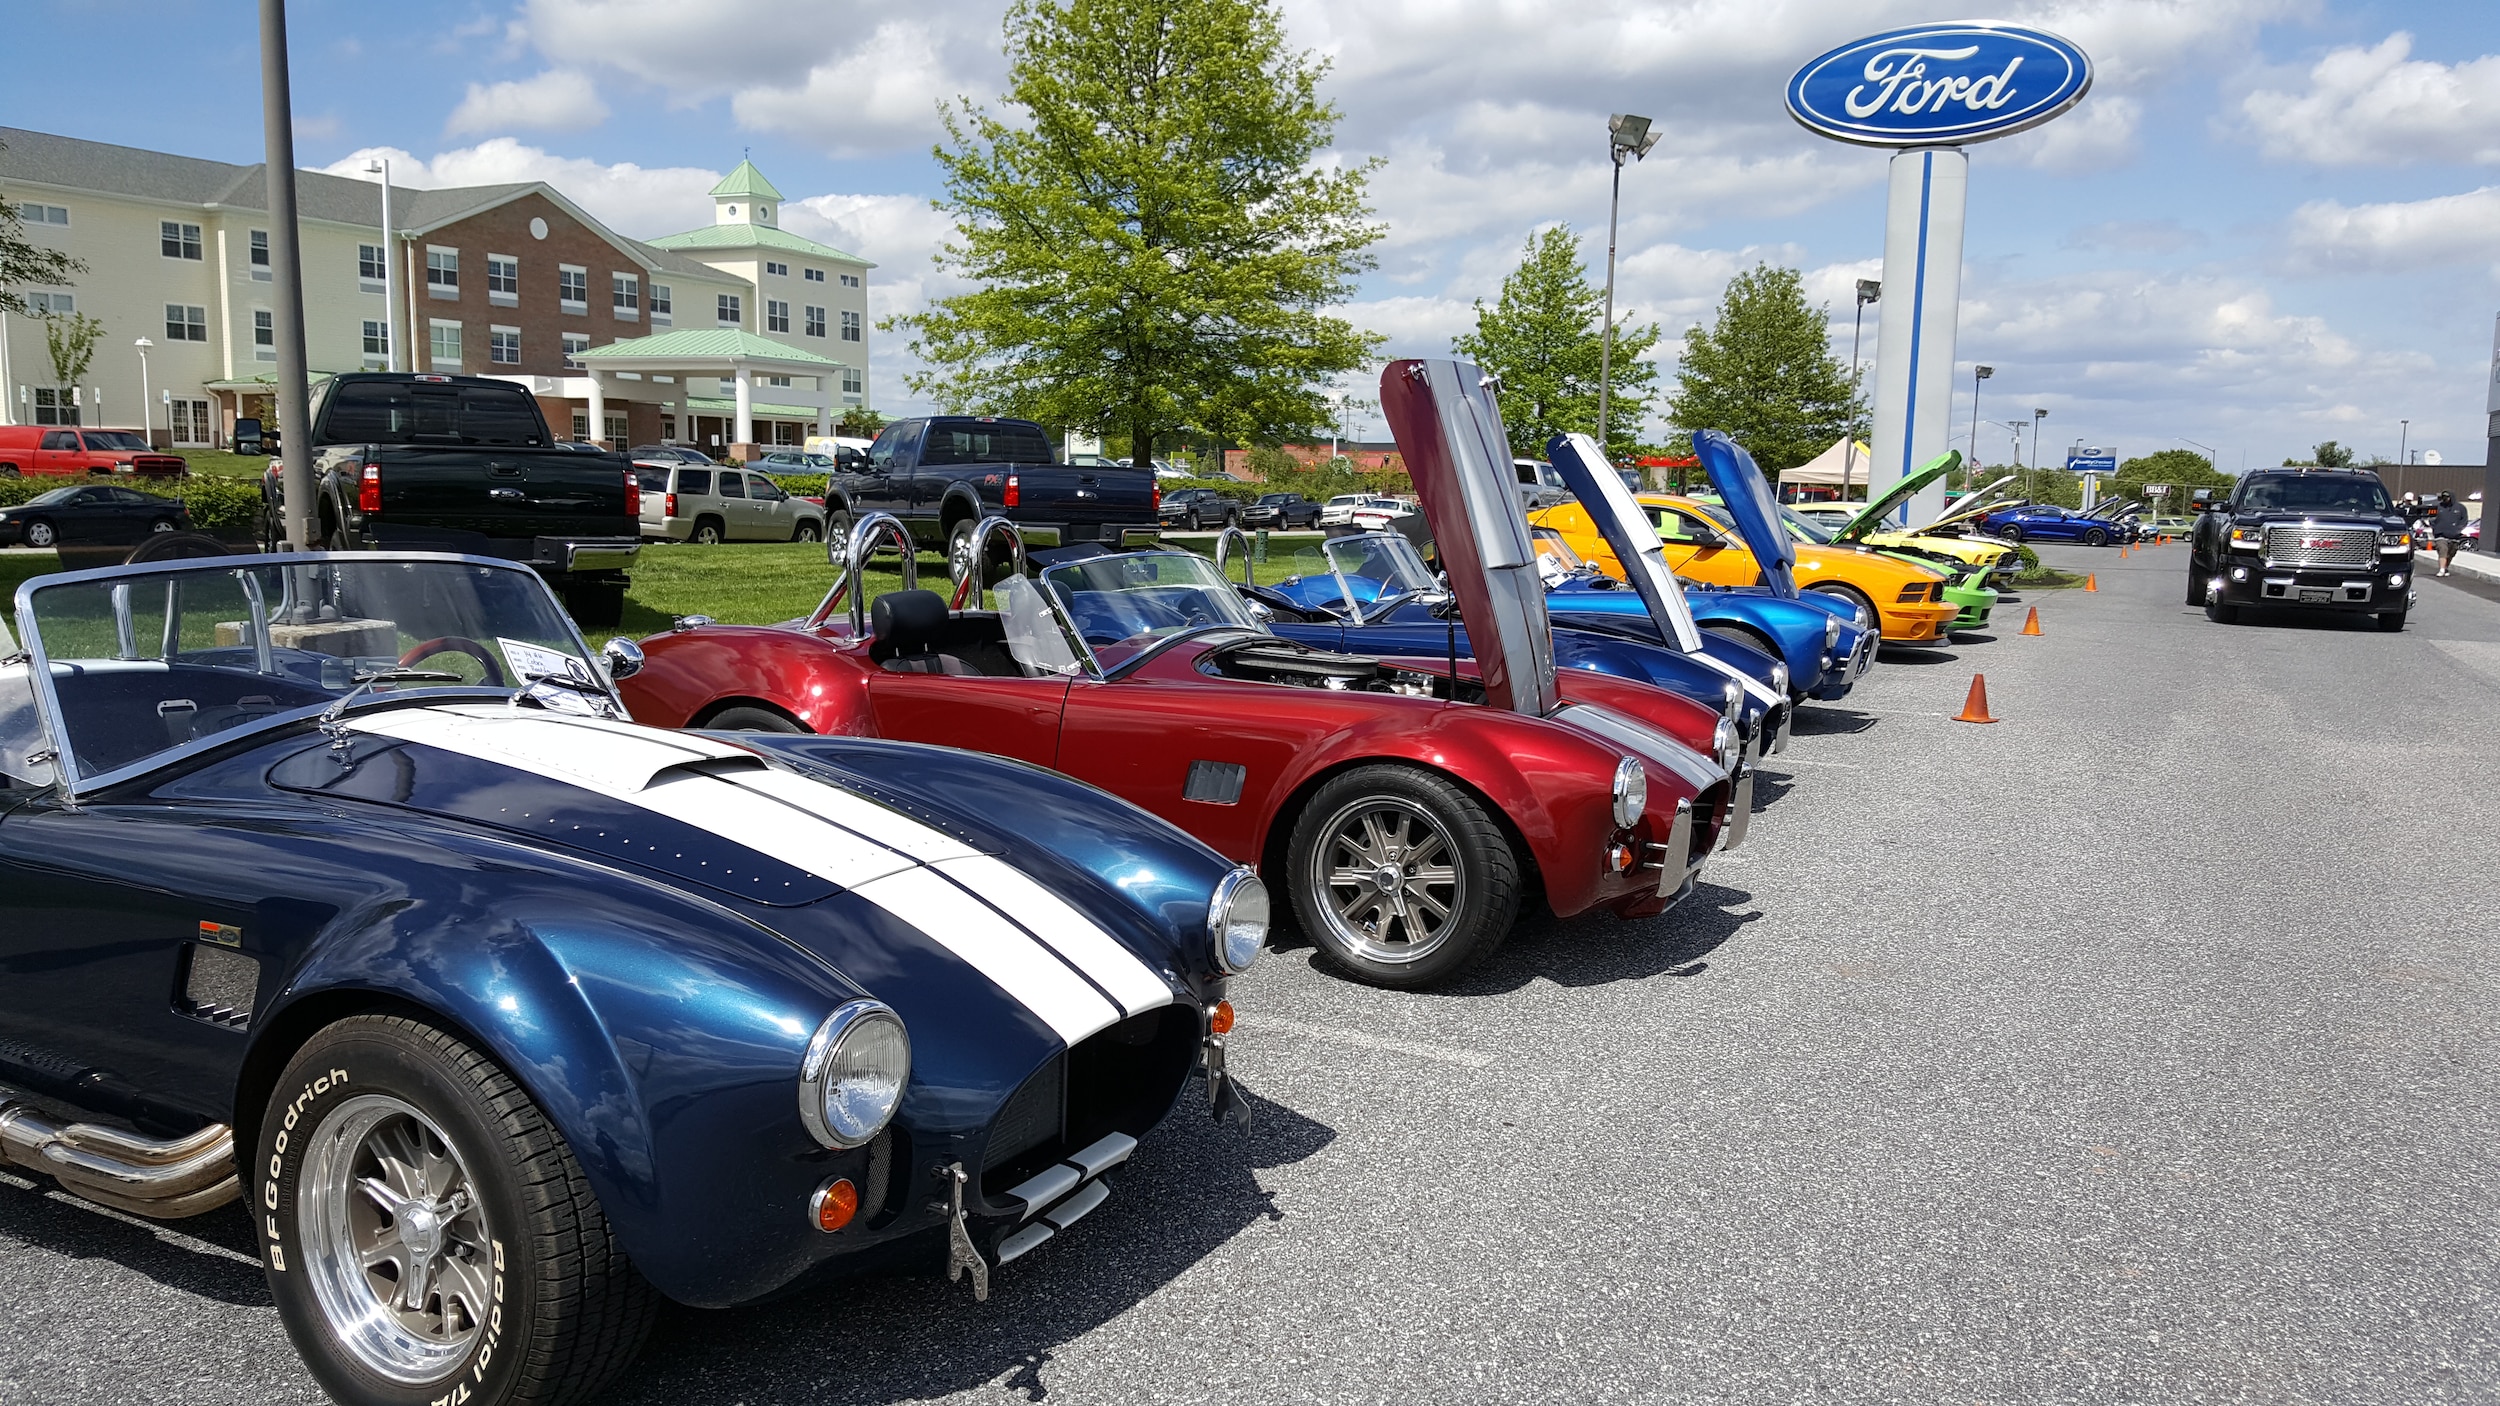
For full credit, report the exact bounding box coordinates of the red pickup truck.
[0,426,188,479]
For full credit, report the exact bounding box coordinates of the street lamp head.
[1855,278,1881,304]
[366,159,383,175]
[1608,113,1661,159]
[133,337,152,349]
[1974,365,1994,379]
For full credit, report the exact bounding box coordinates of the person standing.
[2431,491,2469,576]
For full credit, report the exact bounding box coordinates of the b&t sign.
[1786,23,2093,147]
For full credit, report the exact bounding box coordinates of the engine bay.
[1199,638,1483,702]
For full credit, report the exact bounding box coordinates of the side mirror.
[601,636,645,681]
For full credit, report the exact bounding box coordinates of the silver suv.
[636,463,827,544]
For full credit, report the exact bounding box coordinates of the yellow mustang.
[1856,474,2022,580]
[1531,493,1965,646]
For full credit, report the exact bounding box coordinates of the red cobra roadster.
[619,360,1745,987]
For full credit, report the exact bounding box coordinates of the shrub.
[766,473,829,498]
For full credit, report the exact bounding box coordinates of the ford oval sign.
[1786,23,2092,147]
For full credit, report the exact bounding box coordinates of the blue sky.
[8,0,2497,470]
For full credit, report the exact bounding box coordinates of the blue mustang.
[1980,501,2132,546]
[0,552,1262,1406]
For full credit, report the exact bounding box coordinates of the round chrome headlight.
[1711,717,1738,772]
[1719,680,1740,719]
[798,1000,911,1149]
[1210,867,1270,974]
[1825,615,1840,647]
[1770,662,1790,697]
[1611,755,1648,828]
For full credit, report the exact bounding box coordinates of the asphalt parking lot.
[4,542,2496,1405]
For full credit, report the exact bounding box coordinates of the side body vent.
[1183,761,1246,805]
[180,944,260,1029]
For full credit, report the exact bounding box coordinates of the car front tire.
[793,519,822,543]
[2377,609,2407,633]
[23,519,55,548]
[1805,582,1881,637]
[690,517,725,546]
[259,1015,656,1406]
[2206,596,2239,624]
[2186,562,2207,606]
[1287,764,1519,989]
[2001,525,2025,543]
[2081,527,2107,547]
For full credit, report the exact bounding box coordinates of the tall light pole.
[1843,278,1879,500]
[1967,364,1993,469]
[1597,112,1662,459]
[2180,437,2218,494]
[2397,418,2408,478]
[133,337,154,447]
[2029,407,2045,502]
[259,0,316,551]
[368,157,398,371]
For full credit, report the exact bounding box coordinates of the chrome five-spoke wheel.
[301,1094,495,1385]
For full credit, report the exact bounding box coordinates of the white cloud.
[2240,33,2500,166]
[730,21,976,158]
[2285,187,2500,275]
[319,141,720,238]
[444,69,611,138]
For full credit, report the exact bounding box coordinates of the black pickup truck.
[821,416,1159,578]
[2188,467,2415,631]
[267,372,641,625]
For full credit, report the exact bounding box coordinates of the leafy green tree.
[1451,225,1660,462]
[894,0,1384,466]
[834,407,887,438]
[0,140,86,316]
[2312,440,2354,467]
[1664,264,1864,474]
[43,311,103,390]
[2109,447,2229,511]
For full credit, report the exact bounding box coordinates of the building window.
[717,293,741,325]
[427,247,459,297]
[254,310,276,360]
[840,272,861,288]
[161,221,202,259]
[841,368,863,401]
[764,260,788,277]
[650,284,672,322]
[164,304,207,342]
[804,267,824,283]
[612,272,639,317]
[490,327,521,365]
[16,202,69,226]
[27,291,73,315]
[571,411,589,441]
[429,319,462,370]
[249,230,271,279]
[361,319,390,367]
[763,375,791,388]
[562,332,589,369]
[558,265,588,310]
[32,388,77,426]
[607,412,629,444]
[169,398,211,445]
[359,243,387,281]
[766,299,790,333]
[488,254,519,303]
[840,310,861,342]
[660,413,677,440]
[804,305,826,337]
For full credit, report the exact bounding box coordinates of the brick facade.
[410,191,704,380]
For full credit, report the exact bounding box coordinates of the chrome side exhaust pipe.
[0,1099,239,1219]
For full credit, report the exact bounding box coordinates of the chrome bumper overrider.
[939,1127,1144,1303]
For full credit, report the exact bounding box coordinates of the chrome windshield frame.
[1321,532,1442,625]
[1038,549,1267,680]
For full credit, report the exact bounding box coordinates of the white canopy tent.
[1776,438,1875,495]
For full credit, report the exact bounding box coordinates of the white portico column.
[732,363,754,449]
[1866,147,1968,529]
[816,376,832,441]
[585,368,607,446]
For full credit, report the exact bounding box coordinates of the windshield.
[321,380,548,447]
[25,487,79,507]
[1324,535,1439,620]
[1040,551,1263,671]
[1773,503,1835,544]
[1530,526,1587,582]
[15,557,600,788]
[82,431,151,452]
[2237,476,2391,515]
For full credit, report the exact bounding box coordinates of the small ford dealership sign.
[1786,23,2094,147]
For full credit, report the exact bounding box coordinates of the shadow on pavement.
[1442,879,1761,995]
[0,1177,271,1308]
[1876,647,1960,665]
[617,1087,1334,1405]
[1793,707,1877,736]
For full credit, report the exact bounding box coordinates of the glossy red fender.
[619,624,1710,922]
[1382,654,1726,761]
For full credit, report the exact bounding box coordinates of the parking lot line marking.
[1760,758,1861,769]
[1248,1017,1496,1069]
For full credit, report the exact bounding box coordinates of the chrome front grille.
[2261,523,2375,569]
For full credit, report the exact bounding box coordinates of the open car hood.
[1836,451,1959,543]
[1692,430,1796,597]
[1913,474,2017,534]
[1381,358,1559,716]
[1547,432,1705,653]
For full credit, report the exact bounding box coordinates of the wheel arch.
[1259,753,1542,920]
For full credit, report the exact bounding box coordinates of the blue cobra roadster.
[0,551,1264,1406]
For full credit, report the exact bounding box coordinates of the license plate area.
[2297,587,2333,603]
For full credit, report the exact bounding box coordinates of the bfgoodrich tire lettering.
[259,1015,654,1406]
[1287,764,1519,989]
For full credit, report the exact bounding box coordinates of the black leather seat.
[872,590,976,674]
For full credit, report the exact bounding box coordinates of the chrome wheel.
[299,1093,496,1386]
[1307,796,1464,965]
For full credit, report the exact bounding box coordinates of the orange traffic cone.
[1954,674,1998,724]
[2020,606,2042,635]
[2085,574,2098,592]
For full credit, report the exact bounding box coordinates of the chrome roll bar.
[948,516,1029,609]
[804,511,917,634]
[1211,525,1254,589]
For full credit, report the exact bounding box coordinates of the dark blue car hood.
[1692,430,1797,597]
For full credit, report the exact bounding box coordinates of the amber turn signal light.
[1209,1000,1235,1035]
[811,1177,859,1233]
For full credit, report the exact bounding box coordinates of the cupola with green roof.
[709,159,784,227]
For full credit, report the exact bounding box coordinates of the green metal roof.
[644,220,872,266]
[575,328,845,367]
[708,160,784,201]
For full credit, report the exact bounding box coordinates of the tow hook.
[934,1162,989,1302]
[1204,1034,1250,1129]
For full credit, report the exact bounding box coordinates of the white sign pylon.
[1867,148,1968,528]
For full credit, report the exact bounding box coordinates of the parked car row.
[0,358,2023,1406]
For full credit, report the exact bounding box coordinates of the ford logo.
[1786,23,2092,147]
